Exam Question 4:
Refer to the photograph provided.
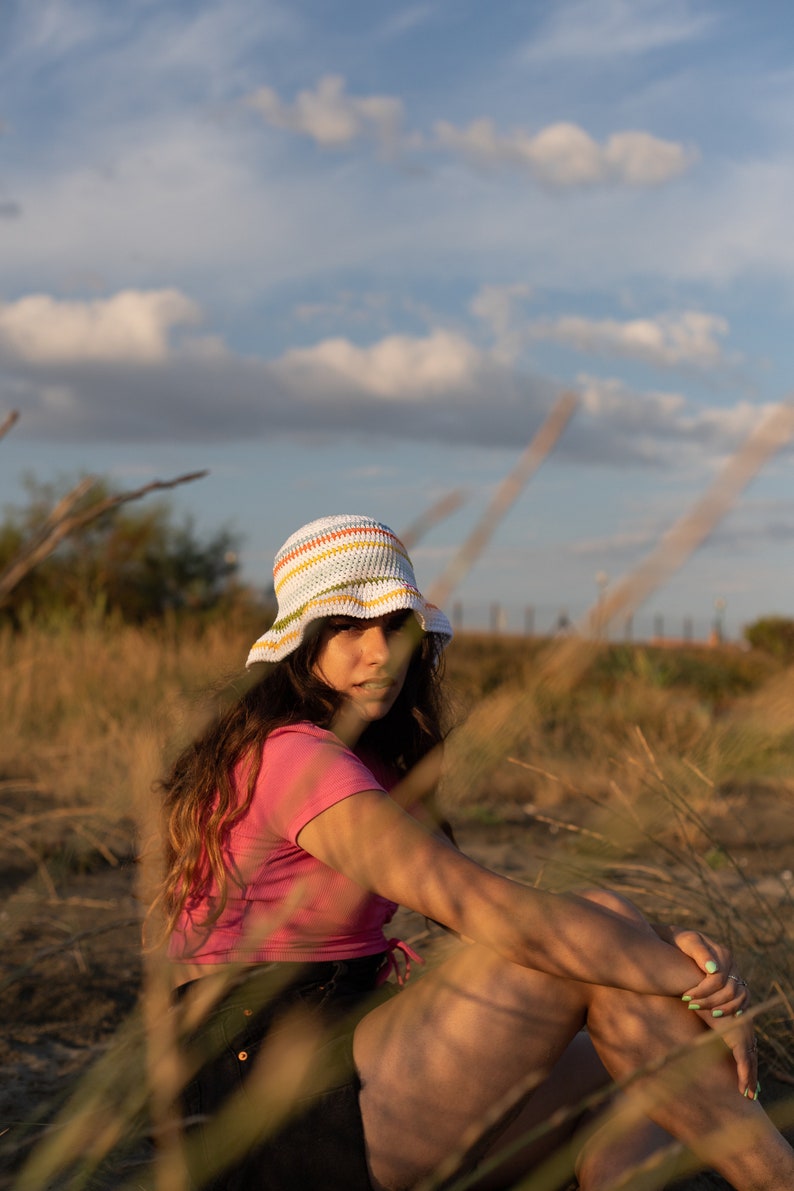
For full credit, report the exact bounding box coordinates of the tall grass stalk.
[2,621,793,1189]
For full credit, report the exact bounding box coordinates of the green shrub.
[743,615,794,663]
[0,474,245,624]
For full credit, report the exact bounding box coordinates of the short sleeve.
[250,724,387,845]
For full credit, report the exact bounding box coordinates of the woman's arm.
[297,789,709,997]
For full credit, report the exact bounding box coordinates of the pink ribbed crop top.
[168,722,398,966]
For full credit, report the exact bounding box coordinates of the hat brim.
[246,586,452,667]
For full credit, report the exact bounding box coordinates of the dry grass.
[2,620,794,1190]
[0,615,262,815]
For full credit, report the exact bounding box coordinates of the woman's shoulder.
[269,720,335,738]
[251,721,387,834]
[260,721,355,767]
[266,721,345,750]
[264,726,395,792]
[234,723,348,791]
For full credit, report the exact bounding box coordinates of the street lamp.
[595,570,609,639]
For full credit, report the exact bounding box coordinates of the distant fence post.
[654,614,664,640]
[712,597,726,644]
[524,605,534,636]
[555,609,571,635]
[624,615,633,642]
[684,616,693,642]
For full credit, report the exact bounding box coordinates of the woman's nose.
[362,626,390,665]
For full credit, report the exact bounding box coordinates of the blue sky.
[2,0,794,639]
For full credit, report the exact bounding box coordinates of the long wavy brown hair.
[154,623,449,940]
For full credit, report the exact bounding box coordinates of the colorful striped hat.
[246,514,453,666]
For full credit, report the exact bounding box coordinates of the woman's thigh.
[353,941,592,1191]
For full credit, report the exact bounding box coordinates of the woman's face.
[313,610,417,724]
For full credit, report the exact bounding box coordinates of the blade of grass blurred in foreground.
[2,396,794,1189]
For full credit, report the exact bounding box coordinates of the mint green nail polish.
[712,1009,724,1018]
[755,1081,761,1101]
[682,994,692,1002]
[744,1087,750,1098]
[735,1009,743,1017]
[705,960,718,974]
[688,1003,701,1011]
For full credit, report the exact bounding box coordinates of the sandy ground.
[1,784,793,1191]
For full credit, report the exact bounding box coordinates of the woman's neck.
[328,703,368,749]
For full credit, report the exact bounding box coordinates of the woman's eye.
[386,614,412,635]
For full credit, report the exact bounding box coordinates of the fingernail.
[705,961,718,974]
[688,1003,701,1011]
[744,1086,751,1098]
[735,1009,743,1017]
[681,994,692,1002]
[712,1009,724,1018]
[754,1081,761,1101]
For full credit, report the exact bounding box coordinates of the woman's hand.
[660,924,750,1011]
[657,924,757,1096]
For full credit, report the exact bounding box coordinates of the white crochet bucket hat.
[246,514,453,666]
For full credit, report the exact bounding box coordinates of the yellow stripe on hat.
[251,588,421,655]
[275,538,411,596]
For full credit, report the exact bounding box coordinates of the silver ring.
[728,975,748,989]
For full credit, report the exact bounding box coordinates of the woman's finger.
[682,971,751,1010]
[725,1024,760,1098]
[684,1004,757,1096]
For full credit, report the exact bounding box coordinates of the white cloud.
[469,283,533,360]
[603,131,696,186]
[434,118,696,187]
[274,329,482,398]
[1,294,556,446]
[247,75,406,152]
[0,290,201,365]
[1,288,780,479]
[579,375,685,421]
[530,310,732,369]
[521,0,716,62]
[574,374,780,465]
[244,76,695,189]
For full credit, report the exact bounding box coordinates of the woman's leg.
[462,1034,680,1191]
[464,893,680,1191]
[455,1030,679,1191]
[353,901,794,1191]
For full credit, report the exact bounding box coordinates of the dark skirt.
[174,954,395,1191]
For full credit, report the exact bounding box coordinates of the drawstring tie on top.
[377,938,425,987]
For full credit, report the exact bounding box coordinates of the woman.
[159,514,794,1191]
